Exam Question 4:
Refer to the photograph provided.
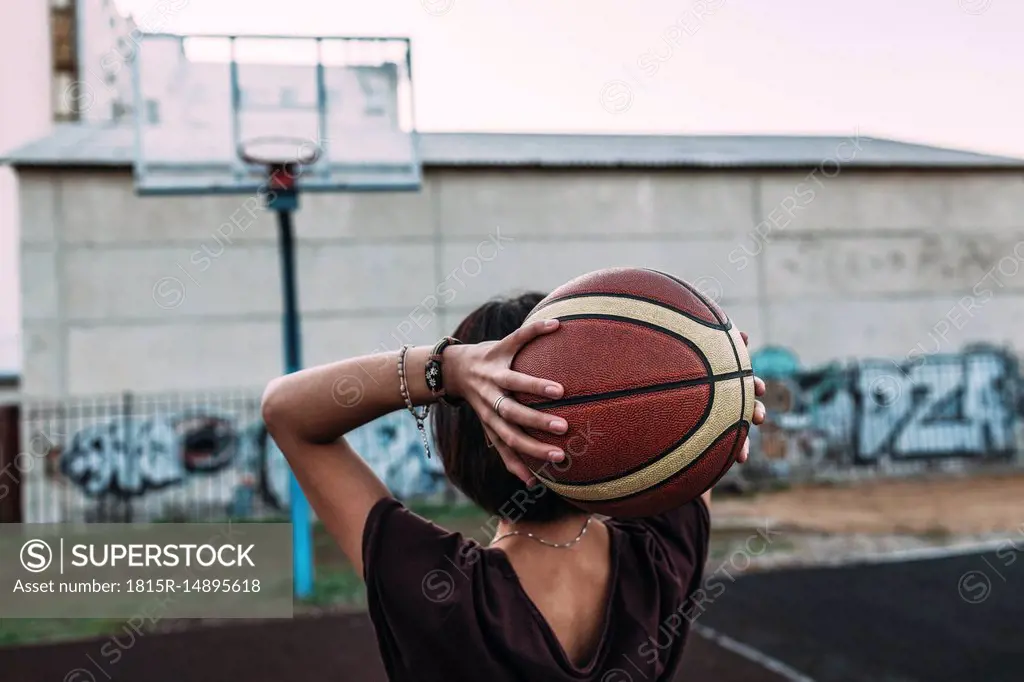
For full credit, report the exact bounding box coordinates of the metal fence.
[5,390,454,524]
[2,344,1023,524]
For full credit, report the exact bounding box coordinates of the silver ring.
[492,394,508,417]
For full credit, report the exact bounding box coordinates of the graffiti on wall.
[857,352,1017,459]
[49,408,447,521]
[241,411,447,511]
[745,344,1022,479]
[35,344,1024,521]
[60,414,238,498]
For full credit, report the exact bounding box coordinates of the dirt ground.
[713,472,1024,535]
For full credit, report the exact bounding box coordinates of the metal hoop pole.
[276,205,314,600]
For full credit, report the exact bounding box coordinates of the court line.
[747,535,1022,573]
[691,622,817,682]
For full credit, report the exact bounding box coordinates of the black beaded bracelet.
[425,336,465,407]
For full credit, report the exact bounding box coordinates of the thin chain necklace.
[492,516,593,549]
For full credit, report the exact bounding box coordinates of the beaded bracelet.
[398,344,433,458]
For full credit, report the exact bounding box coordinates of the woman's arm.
[260,350,423,576]
[262,347,434,446]
[260,320,567,574]
[264,346,432,446]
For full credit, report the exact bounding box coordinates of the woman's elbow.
[260,377,287,433]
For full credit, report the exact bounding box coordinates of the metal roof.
[4,123,1023,170]
[418,132,1024,169]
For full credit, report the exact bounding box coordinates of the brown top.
[363,497,710,682]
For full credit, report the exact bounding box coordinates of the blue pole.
[275,202,314,599]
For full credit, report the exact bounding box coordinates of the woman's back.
[363,496,710,682]
[501,519,612,666]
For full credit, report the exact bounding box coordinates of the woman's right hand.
[444,319,568,484]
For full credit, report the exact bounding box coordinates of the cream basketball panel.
[524,296,741,376]
[534,377,745,502]
[727,323,753,371]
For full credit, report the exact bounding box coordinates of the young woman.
[262,292,766,682]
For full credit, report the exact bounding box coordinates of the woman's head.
[432,292,578,523]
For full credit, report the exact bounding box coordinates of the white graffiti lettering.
[60,415,237,498]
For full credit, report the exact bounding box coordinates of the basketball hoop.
[237,135,323,191]
[130,34,421,196]
[128,33,422,601]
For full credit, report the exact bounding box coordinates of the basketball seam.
[530,384,715,485]
[533,292,730,330]
[516,313,715,402]
[550,313,724,356]
[643,268,728,326]
[523,297,742,377]
[534,378,746,501]
[724,327,747,426]
[527,368,752,410]
[645,267,748,427]
[589,423,745,505]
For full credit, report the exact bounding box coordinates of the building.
[0,0,135,375]
[6,127,1024,398]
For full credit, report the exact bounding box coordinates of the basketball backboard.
[130,34,421,195]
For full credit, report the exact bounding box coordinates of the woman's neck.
[490,512,593,547]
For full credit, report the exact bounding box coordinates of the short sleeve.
[609,498,711,590]
[361,497,485,678]
[642,498,710,557]
[362,497,474,609]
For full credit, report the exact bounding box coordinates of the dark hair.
[432,292,578,523]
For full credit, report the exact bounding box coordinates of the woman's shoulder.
[604,498,711,574]
[362,497,514,586]
[361,498,531,640]
[363,496,711,582]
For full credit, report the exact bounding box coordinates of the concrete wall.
[17,166,1024,397]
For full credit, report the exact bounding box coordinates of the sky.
[116,0,1023,158]
[1,0,1022,373]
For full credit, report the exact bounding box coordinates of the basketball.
[511,267,755,518]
